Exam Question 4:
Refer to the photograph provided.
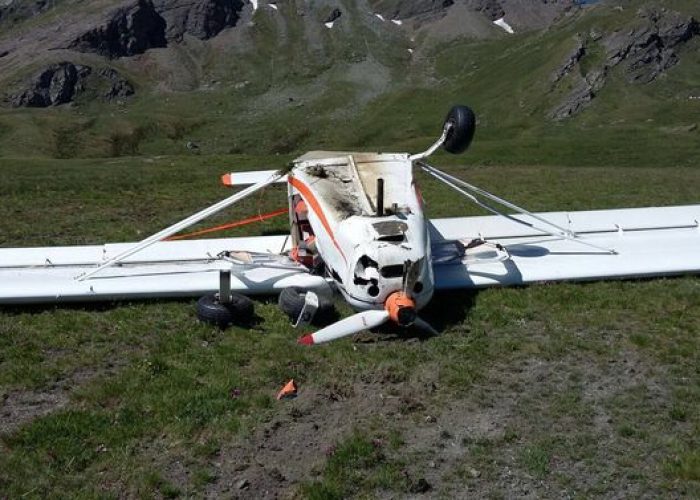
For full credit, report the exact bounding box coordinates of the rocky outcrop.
[11,62,91,107]
[549,9,699,120]
[152,0,245,41]
[549,69,605,121]
[98,67,135,100]
[369,0,575,27]
[551,36,585,83]
[465,0,504,22]
[367,0,454,21]
[0,0,57,25]
[10,62,134,107]
[68,0,245,58]
[604,9,699,84]
[69,0,167,59]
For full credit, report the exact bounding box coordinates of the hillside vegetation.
[0,0,698,166]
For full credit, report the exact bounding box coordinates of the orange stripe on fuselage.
[288,176,347,263]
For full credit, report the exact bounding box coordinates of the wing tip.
[221,173,233,186]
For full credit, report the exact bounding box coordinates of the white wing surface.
[0,236,327,304]
[430,205,700,289]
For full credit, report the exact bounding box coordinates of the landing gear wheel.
[443,105,476,154]
[278,287,334,325]
[196,293,254,328]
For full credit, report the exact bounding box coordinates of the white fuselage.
[288,152,434,312]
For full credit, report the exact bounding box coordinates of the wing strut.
[77,172,285,281]
[417,161,617,255]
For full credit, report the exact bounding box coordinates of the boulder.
[11,62,91,107]
[324,8,342,24]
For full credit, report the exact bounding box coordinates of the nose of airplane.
[385,291,417,326]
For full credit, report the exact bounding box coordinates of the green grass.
[0,154,698,497]
[0,1,699,496]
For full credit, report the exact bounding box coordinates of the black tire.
[278,287,334,325]
[443,105,476,154]
[196,293,254,328]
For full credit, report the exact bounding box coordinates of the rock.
[465,0,504,22]
[69,0,167,59]
[550,9,698,120]
[152,0,245,41]
[325,8,342,24]
[368,0,454,22]
[551,36,585,83]
[11,62,91,107]
[11,63,135,107]
[603,9,699,84]
[0,0,54,25]
[549,68,606,121]
[98,68,135,100]
[370,0,576,29]
[410,478,432,493]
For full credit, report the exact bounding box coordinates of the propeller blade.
[413,316,439,336]
[298,310,390,345]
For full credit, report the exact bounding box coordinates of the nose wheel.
[278,286,336,326]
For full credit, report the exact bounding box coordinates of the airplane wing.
[430,205,700,289]
[0,235,327,304]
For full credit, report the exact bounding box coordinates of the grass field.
[0,154,698,498]
[1,1,699,496]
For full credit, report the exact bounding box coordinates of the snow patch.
[493,17,514,34]
[391,19,402,26]
[269,3,277,10]
[374,13,385,21]
[325,21,335,29]
[251,0,258,11]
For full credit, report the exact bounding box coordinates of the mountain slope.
[0,0,697,166]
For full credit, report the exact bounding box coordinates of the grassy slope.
[0,0,699,497]
[1,1,699,164]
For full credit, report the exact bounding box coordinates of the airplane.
[0,105,698,346]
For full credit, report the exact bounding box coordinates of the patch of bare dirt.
[0,362,124,435]
[0,387,69,435]
[183,344,676,498]
[200,381,415,498]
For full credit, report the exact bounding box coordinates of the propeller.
[298,309,390,345]
[297,288,441,346]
